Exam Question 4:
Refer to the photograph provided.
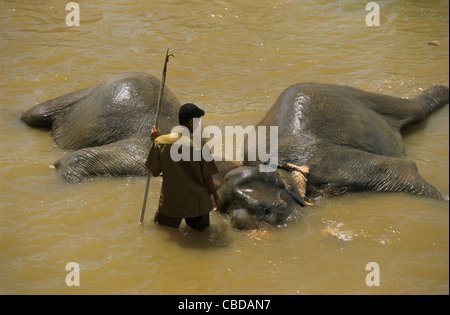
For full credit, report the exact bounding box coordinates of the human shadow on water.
[154,216,234,250]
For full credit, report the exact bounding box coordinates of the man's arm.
[146,125,162,177]
[204,176,221,211]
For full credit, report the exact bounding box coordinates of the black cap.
[179,103,205,125]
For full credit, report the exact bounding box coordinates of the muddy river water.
[0,0,448,294]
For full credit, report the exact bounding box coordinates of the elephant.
[21,72,448,230]
[217,83,448,229]
[216,164,310,230]
[21,72,181,182]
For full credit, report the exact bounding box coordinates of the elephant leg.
[54,138,150,183]
[20,85,98,128]
[410,85,449,124]
[340,85,449,129]
[333,149,448,200]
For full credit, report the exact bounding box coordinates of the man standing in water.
[146,103,221,231]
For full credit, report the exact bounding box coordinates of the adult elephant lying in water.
[219,83,449,229]
[21,72,181,182]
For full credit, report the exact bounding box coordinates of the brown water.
[0,0,448,295]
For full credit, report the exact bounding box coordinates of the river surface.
[0,0,448,295]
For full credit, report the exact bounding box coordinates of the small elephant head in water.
[217,164,310,230]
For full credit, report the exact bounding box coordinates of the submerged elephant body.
[21,72,448,229]
[225,83,449,228]
[248,83,449,202]
[21,72,180,182]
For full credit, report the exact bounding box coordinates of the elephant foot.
[20,86,97,128]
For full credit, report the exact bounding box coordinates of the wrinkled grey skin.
[218,83,449,229]
[216,165,308,229]
[21,72,180,182]
[253,83,449,200]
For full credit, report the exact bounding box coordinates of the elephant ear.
[278,163,313,206]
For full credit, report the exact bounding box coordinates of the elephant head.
[217,163,310,230]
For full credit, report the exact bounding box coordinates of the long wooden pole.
[139,49,174,224]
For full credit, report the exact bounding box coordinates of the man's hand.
[150,125,160,141]
[212,195,222,211]
[204,175,221,211]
